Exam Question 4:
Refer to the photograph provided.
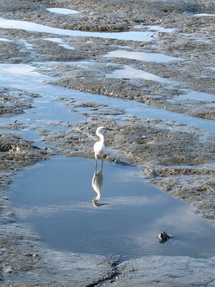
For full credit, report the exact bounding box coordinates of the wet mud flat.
[0,0,215,286]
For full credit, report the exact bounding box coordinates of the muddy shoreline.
[0,0,215,285]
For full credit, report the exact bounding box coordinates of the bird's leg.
[101,158,104,170]
[95,159,98,171]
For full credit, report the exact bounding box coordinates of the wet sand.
[0,0,215,285]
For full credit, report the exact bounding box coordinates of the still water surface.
[8,157,215,259]
[0,63,214,133]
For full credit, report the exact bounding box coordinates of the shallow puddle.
[8,157,215,258]
[171,89,215,102]
[0,37,11,42]
[194,13,215,17]
[44,38,75,50]
[47,8,80,15]
[104,50,183,62]
[106,65,169,84]
[0,17,169,42]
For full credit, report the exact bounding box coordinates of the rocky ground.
[0,0,215,286]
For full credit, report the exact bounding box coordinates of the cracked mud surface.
[0,0,215,285]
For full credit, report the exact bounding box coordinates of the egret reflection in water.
[91,169,109,207]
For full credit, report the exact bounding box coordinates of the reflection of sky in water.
[106,65,169,84]
[194,13,215,17]
[0,17,167,42]
[0,37,11,41]
[104,50,182,62]
[44,38,75,50]
[8,157,215,258]
[0,63,83,142]
[3,65,42,76]
[170,89,215,102]
[0,63,214,133]
[47,8,80,15]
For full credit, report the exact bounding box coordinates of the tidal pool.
[8,157,215,259]
[194,13,215,17]
[44,38,75,50]
[106,65,170,84]
[47,8,80,15]
[104,50,183,62]
[170,89,215,102]
[0,17,166,42]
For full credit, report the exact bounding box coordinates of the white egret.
[94,126,105,169]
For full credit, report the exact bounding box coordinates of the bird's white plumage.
[94,126,105,160]
[92,169,108,207]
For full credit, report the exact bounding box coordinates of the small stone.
[157,231,173,243]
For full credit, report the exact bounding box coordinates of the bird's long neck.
[97,131,104,144]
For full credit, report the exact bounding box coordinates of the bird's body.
[94,126,105,168]
[94,140,105,159]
